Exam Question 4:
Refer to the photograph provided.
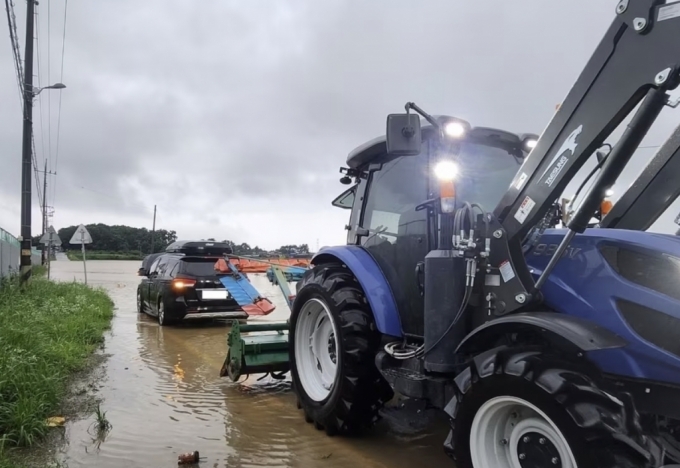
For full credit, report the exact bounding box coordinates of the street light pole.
[19,0,36,284]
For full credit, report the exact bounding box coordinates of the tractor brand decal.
[532,243,582,259]
[514,195,536,224]
[499,260,515,283]
[540,124,583,187]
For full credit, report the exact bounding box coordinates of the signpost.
[69,224,93,284]
[38,225,62,279]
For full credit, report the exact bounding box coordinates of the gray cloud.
[1,0,679,248]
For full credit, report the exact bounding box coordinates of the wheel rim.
[295,298,339,402]
[470,396,577,468]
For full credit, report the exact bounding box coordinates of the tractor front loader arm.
[486,0,680,315]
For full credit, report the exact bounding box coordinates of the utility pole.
[150,205,157,253]
[19,0,36,284]
[37,163,56,265]
[41,161,47,265]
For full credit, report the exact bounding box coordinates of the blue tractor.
[287,2,680,466]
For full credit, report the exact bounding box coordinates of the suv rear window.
[179,259,221,277]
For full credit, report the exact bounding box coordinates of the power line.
[4,0,23,102]
[52,0,68,207]
[5,0,48,225]
[47,0,51,174]
[35,6,46,170]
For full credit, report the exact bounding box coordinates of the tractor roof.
[346,116,533,169]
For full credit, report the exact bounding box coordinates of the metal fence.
[0,227,42,279]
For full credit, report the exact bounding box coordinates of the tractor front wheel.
[290,263,393,436]
[447,347,660,468]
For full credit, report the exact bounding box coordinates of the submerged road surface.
[51,260,451,467]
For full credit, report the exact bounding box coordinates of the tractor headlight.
[524,138,538,150]
[434,160,459,181]
[444,122,466,138]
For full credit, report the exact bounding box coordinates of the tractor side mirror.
[386,113,422,156]
[137,268,148,277]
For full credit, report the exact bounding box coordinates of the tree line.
[33,224,311,257]
[33,223,177,254]
[207,239,310,257]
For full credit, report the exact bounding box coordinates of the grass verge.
[66,250,143,261]
[0,276,114,466]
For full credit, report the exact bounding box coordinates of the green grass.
[94,404,111,434]
[31,266,46,278]
[66,250,143,261]
[0,276,114,465]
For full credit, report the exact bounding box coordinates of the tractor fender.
[455,312,627,355]
[311,246,403,338]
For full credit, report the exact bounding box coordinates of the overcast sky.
[1,0,679,250]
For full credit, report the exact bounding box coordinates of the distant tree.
[276,244,310,256]
[55,224,177,254]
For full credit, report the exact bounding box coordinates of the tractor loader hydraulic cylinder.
[568,87,668,232]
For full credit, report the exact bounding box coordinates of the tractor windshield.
[450,142,523,213]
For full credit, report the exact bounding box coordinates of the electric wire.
[35,7,47,170]
[47,0,51,173]
[4,0,23,103]
[52,0,68,207]
[5,0,44,214]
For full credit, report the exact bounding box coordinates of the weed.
[0,277,113,466]
[94,404,111,434]
[31,266,47,278]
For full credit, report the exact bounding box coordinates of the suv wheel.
[158,300,173,326]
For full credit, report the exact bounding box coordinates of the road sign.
[69,224,92,284]
[69,224,92,245]
[39,226,62,246]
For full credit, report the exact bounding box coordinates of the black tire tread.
[291,263,393,435]
[447,346,660,468]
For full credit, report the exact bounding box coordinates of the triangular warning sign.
[69,224,93,244]
[39,226,62,246]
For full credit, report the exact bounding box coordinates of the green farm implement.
[219,264,299,382]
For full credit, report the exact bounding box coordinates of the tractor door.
[357,152,431,337]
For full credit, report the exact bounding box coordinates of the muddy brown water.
[51,259,451,467]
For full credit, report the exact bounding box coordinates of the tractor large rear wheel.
[447,346,661,468]
[290,263,393,436]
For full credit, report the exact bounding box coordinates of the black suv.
[136,240,248,326]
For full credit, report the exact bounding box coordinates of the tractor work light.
[434,160,459,181]
[444,122,466,138]
[521,134,539,152]
[605,188,614,197]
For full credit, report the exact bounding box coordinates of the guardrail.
[0,227,42,279]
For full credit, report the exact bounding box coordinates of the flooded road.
[51,259,451,467]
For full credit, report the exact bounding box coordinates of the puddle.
[51,260,451,467]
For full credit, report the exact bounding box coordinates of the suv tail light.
[171,278,196,291]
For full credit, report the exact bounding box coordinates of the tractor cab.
[335,115,537,337]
